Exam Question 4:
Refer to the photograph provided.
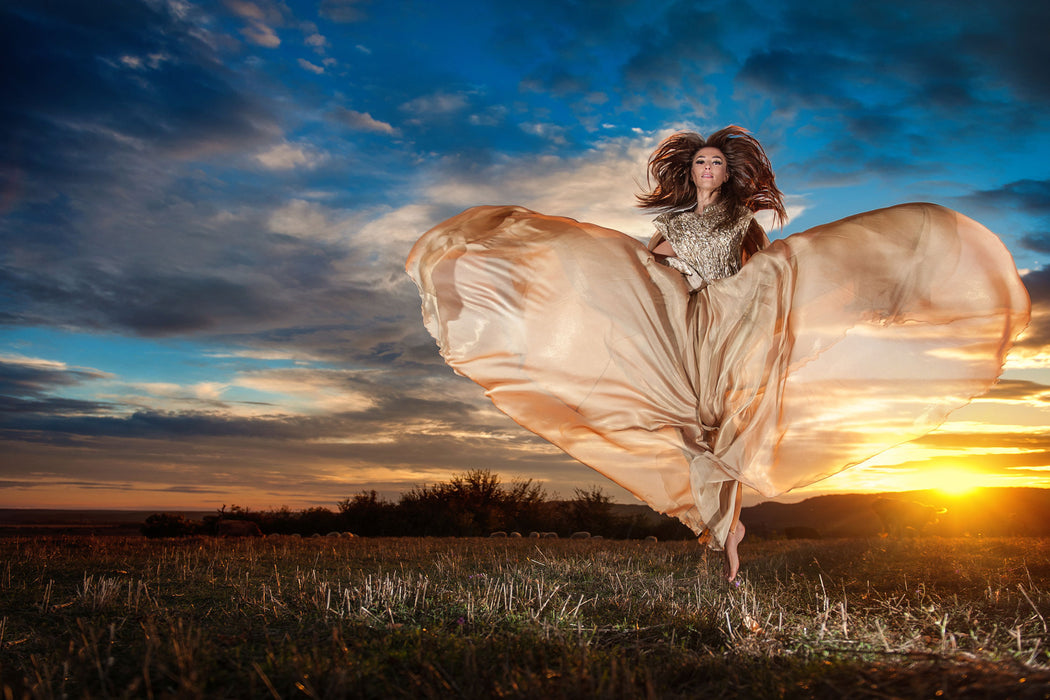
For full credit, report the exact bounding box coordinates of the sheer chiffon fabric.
[406,204,1030,547]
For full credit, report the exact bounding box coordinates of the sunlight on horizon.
[927,466,985,496]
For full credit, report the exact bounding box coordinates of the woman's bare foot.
[724,522,746,582]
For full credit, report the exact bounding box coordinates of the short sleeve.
[647,213,672,252]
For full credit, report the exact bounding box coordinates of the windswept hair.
[637,126,787,227]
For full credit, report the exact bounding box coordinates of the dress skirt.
[406,203,1030,546]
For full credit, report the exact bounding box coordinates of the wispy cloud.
[330,107,398,135]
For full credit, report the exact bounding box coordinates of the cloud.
[0,355,111,399]
[1013,267,1050,356]
[239,21,280,48]
[226,0,283,47]
[723,2,1050,185]
[400,91,471,119]
[320,0,369,23]
[468,105,508,127]
[979,379,1050,404]
[298,58,324,74]
[232,367,377,413]
[255,141,326,169]
[0,355,116,424]
[520,122,568,145]
[414,132,669,237]
[266,198,347,239]
[1021,234,1050,254]
[619,1,736,100]
[0,0,280,197]
[304,32,328,52]
[956,180,1050,218]
[969,3,1050,104]
[0,374,594,507]
[330,107,398,135]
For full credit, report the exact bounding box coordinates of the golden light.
[928,465,984,496]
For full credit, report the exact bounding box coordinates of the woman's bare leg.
[724,482,745,582]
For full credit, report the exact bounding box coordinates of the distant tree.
[202,504,255,535]
[295,506,341,535]
[399,470,494,536]
[256,506,299,535]
[446,469,503,533]
[502,478,548,534]
[141,512,199,538]
[397,469,550,536]
[568,486,615,535]
[337,490,396,536]
[398,482,451,536]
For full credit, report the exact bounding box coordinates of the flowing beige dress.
[405,203,1030,547]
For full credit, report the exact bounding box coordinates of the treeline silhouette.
[142,469,695,540]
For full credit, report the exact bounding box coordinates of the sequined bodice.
[654,201,754,282]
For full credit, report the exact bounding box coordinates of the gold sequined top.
[652,200,755,285]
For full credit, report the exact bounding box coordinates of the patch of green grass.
[1,536,1048,698]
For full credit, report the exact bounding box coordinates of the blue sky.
[2,0,1049,510]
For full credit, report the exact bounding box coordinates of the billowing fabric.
[406,203,1030,547]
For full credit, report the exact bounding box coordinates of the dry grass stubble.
[1,535,1048,698]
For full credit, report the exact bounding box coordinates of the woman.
[636,127,787,577]
[406,127,1029,582]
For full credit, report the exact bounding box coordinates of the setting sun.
[929,466,985,496]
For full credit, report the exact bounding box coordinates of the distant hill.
[741,488,1050,539]
[612,487,1050,539]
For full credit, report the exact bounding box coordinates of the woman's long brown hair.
[637,126,787,227]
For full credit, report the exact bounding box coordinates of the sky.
[2,0,1050,511]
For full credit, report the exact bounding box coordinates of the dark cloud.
[0,0,277,197]
[0,247,383,338]
[738,49,868,112]
[955,182,1050,272]
[981,379,1050,403]
[0,371,491,444]
[1,266,279,336]
[0,180,417,341]
[0,357,108,399]
[0,378,593,504]
[0,396,113,419]
[1020,267,1050,304]
[970,3,1050,105]
[730,2,1049,182]
[916,428,1050,451]
[1021,234,1050,254]
[0,0,349,341]
[0,356,117,431]
[1014,267,1050,351]
[0,425,590,506]
[957,180,1050,218]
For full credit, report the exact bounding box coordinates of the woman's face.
[690,147,728,193]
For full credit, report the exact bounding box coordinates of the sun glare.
[929,466,984,496]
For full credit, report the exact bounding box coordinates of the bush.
[397,469,549,536]
[141,512,199,538]
[337,491,396,537]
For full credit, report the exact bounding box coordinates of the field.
[2,535,1049,699]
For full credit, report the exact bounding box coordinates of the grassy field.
[1,535,1049,698]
